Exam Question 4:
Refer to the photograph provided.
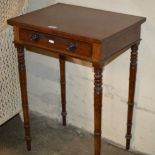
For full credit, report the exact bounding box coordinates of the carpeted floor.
[0,112,142,155]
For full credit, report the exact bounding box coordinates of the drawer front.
[19,29,92,60]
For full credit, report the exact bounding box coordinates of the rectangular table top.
[8,3,146,43]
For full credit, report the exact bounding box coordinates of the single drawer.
[19,29,92,60]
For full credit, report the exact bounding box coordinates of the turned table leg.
[15,44,31,151]
[126,44,139,150]
[94,66,103,155]
[59,55,67,126]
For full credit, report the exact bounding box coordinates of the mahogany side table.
[8,3,146,155]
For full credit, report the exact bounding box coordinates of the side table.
[8,3,146,155]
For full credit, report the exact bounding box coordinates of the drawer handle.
[30,34,40,42]
[67,43,77,52]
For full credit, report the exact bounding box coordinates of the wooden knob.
[67,43,77,52]
[30,34,40,42]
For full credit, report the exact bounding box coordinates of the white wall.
[27,0,155,154]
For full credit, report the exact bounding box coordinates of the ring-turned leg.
[126,44,139,150]
[94,66,103,155]
[15,44,31,151]
[59,55,67,126]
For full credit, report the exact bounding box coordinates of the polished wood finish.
[101,25,141,63]
[59,55,67,126]
[15,44,31,151]
[19,28,92,61]
[8,3,145,43]
[7,3,146,155]
[126,44,139,150]
[8,3,146,64]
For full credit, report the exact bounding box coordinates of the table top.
[8,3,146,43]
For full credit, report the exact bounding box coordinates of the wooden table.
[8,3,146,155]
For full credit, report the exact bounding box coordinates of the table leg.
[126,44,138,150]
[94,66,103,155]
[59,55,67,126]
[16,44,31,151]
